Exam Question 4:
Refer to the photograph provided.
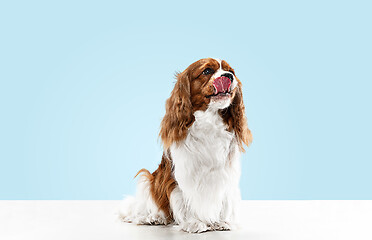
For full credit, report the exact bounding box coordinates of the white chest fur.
[170,109,241,224]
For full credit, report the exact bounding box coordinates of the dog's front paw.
[181,220,212,233]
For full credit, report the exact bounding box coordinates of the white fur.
[169,107,241,233]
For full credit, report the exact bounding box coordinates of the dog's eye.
[202,68,214,75]
[229,70,235,75]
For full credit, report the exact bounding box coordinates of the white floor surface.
[1,200,371,240]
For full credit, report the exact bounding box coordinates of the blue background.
[1,0,371,200]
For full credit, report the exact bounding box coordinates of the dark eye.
[202,68,214,75]
[229,70,234,75]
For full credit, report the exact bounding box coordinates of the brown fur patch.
[159,68,195,149]
[136,152,177,223]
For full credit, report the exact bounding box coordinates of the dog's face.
[185,58,240,111]
[160,58,251,150]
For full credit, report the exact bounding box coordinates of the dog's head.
[160,58,252,151]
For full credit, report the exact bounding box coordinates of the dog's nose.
[221,73,234,81]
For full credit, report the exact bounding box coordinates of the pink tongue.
[213,76,231,94]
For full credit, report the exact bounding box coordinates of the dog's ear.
[159,71,194,149]
[220,80,252,152]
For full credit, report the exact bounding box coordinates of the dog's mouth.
[206,76,232,98]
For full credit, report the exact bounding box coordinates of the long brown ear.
[220,82,252,152]
[159,71,194,149]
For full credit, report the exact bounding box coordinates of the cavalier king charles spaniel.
[119,58,252,233]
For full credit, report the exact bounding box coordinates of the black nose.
[221,73,234,81]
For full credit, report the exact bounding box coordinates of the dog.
[119,58,252,233]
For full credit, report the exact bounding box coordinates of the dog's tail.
[134,168,153,181]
